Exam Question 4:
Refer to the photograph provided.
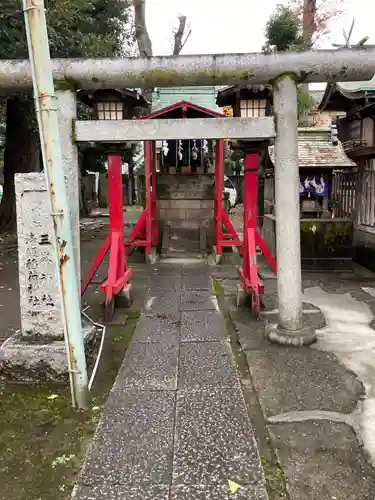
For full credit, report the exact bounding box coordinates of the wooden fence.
[331,170,357,219]
[356,168,375,228]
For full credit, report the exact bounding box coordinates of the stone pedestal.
[0,173,94,382]
[157,173,215,249]
[16,173,64,339]
[0,89,90,381]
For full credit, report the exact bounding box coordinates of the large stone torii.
[0,48,374,380]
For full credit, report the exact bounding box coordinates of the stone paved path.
[72,264,268,500]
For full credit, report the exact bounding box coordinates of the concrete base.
[236,284,252,308]
[145,248,157,265]
[212,246,222,265]
[115,284,133,309]
[265,322,317,347]
[0,320,96,383]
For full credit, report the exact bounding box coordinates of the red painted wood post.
[144,140,152,256]
[108,153,125,276]
[215,139,225,255]
[243,153,258,279]
[151,141,158,247]
[214,143,219,249]
[108,154,124,234]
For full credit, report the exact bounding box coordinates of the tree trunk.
[299,0,316,116]
[302,0,316,44]
[0,96,40,233]
[173,16,189,55]
[132,0,153,111]
[132,0,190,112]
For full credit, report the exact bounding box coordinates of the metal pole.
[266,76,316,346]
[0,48,374,91]
[22,0,89,408]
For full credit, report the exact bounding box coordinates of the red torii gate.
[81,101,276,320]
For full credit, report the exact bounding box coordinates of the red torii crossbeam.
[81,154,132,320]
[238,153,277,319]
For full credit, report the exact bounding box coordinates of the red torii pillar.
[81,153,133,321]
[125,140,158,261]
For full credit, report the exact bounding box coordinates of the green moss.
[138,67,256,88]
[213,279,222,298]
[71,118,77,143]
[261,456,288,499]
[300,220,352,253]
[54,80,77,92]
[0,318,138,500]
[270,72,300,87]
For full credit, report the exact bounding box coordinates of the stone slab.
[268,420,375,500]
[144,290,181,321]
[210,266,239,280]
[16,173,63,339]
[133,314,180,344]
[245,347,363,417]
[170,484,269,500]
[114,342,178,391]
[181,310,227,342]
[173,388,264,486]
[148,273,182,292]
[179,342,238,389]
[79,391,175,486]
[230,309,270,350]
[180,290,219,311]
[151,264,184,275]
[182,264,210,275]
[182,272,212,291]
[72,483,169,500]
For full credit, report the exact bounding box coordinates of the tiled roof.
[268,128,356,168]
[152,86,222,113]
[336,74,375,93]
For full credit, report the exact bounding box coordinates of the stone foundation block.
[0,321,96,383]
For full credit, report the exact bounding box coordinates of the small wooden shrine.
[263,126,357,270]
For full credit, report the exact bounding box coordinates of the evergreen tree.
[263,4,313,124]
[0,0,133,231]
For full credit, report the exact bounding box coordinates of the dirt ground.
[229,203,244,232]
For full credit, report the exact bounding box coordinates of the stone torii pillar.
[266,76,316,346]
[56,88,80,287]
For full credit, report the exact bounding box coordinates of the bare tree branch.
[132,3,191,113]
[132,0,152,57]
[173,15,187,56]
[179,28,192,54]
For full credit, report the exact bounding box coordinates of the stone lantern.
[78,88,148,121]
[77,88,148,206]
[216,85,274,217]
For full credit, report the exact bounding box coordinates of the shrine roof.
[318,75,375,111]
[268,128,356,169]
[139,100,225,119]
[152,86,222,114]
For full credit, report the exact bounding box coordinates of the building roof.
[152,86,222,113]
[138,100,225,119]
[78,88,148,108]
[318,76,375,111]
[268,128,356,169]
[335,75,375,94]
[216,84,272,107]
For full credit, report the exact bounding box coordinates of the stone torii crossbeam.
[0,46,374,384]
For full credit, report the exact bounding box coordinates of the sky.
[145,0,373,89]
[146,0,372,56]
